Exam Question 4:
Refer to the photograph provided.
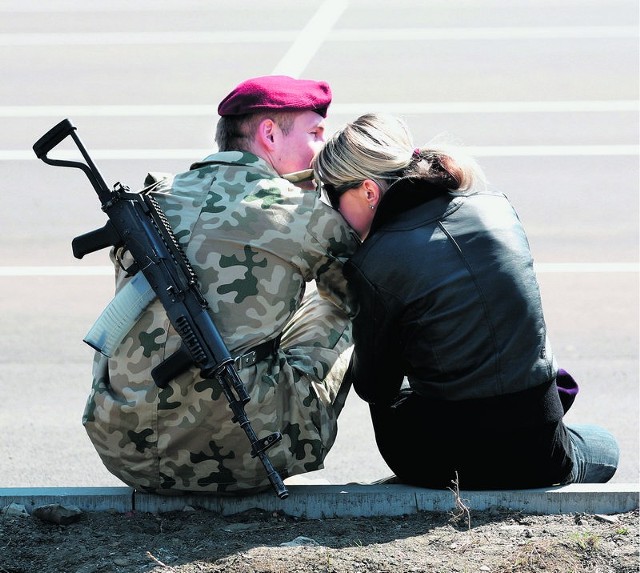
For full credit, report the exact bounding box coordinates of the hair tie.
[412,148,421,159]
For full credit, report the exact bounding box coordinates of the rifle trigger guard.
[115,246,139,277]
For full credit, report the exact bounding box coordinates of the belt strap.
[233,335,280,371]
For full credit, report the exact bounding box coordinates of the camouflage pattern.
[83,151,360,494]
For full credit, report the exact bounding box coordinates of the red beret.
[218,75,332,118]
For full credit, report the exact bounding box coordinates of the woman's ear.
[362,179,381,207]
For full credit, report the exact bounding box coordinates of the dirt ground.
[0,501,637,573]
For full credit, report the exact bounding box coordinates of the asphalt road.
[1,0,637,488]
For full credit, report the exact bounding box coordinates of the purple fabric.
[557,368,580,413]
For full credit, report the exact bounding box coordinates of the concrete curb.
[1,484,638,518]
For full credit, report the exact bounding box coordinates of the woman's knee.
[566,423,620,483]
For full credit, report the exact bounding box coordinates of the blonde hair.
[313,113,484,204]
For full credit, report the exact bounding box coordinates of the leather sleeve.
[345,261,405,405]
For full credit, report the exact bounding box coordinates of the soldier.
[83,75,360,494]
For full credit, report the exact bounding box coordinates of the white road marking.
[2,100,636,117]
[0,27,635,46]
[2,145,637,161]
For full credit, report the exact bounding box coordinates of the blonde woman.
[313,113,618,489]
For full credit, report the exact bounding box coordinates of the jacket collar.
[369,176,456,235]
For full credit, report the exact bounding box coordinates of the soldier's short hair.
[215,111,295,152]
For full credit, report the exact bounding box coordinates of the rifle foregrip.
[152,344,194,388]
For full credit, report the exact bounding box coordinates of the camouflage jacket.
[83,151,359,494]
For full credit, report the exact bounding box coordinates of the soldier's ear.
[257,119,277,149]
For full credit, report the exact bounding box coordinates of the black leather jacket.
[346,177,558,410]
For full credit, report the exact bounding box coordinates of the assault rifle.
[33,119,289,499]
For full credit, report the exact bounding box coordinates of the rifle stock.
[34,119,289,499]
